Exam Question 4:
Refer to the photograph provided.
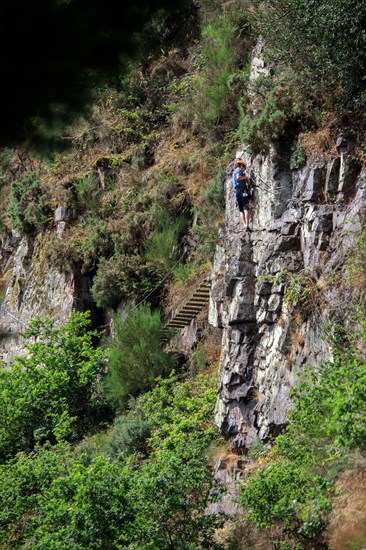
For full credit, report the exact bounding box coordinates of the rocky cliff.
[1,39,365,457]
[0,228,96,363]
[209,139,365,450]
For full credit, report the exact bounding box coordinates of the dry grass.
[219,514,300,550]
[326,454,366,550]
[153,127,221,200]
[199,326,222,365]
[300,127,338,161]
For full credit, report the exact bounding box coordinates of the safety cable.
[0,304,29,328]
[251,172,290,195]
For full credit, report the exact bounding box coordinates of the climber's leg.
[242,198,251,229]
[240,211,246,227]
[236,190,247,229]
[243,208,250,228]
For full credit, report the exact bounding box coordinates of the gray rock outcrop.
[210,144,365,450]
[0,230,95,362]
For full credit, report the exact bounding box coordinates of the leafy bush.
[239,0,366,153]
[73,173,101,213]
[0,443,71,546]
[31,454,133,550]
[290,139,307,170]
[198,9,241,127]
[105,304,174,405]
[128,446,224,550]
[91,252,157,308]
[7,171,50,233]
[174,2,251,137]
[0,311,109,460]
[237,70,312,155]
[0,368,223,549]
[127,371,224,549]
[137,371,218,453]
[259,269,317,313]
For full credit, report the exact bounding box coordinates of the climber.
[232,159,252,231]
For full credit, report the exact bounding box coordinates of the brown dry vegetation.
[221,516,301,550]
[326,454,366,550]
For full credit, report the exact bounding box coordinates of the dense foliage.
[238,0,366,153]
[7,171,50,234]
[0,328,223,549]
[254,0,366,107]
[0,312,109,460]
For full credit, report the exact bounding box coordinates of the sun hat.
[235,159,247,168]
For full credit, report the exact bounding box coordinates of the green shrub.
[0,368,223,549]
[77,217,112,264]
[237,70,312,155]
[0,442,72,547]
[7,171,50,233]
[0,312,109,460]
[199,11,239,125]
[91,252,157,308]
[105,304,174,405]
[128,371,224,549]
[105,410,150,458]
[290,140,307,170]
[137,372,218,453]
[31,454,133,550]
[177,2,251,137]
[238,0,366,153]
[242,460,331,534]
[247,437,268,460]
[3,439,223,550]
[128,446,224,550]
[73,173,100,213]
[144,212,187,276]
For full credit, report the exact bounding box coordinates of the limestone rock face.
[210,145,366,450]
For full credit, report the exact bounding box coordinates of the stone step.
[192,287,210,295]
[191,292,210,299]
[186,299,209,306]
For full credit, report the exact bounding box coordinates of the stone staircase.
[165,281,211,332]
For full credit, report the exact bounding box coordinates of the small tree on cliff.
[105,304,174,406]
[0,311,109,460]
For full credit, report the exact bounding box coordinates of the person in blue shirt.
[232,159,252,231]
